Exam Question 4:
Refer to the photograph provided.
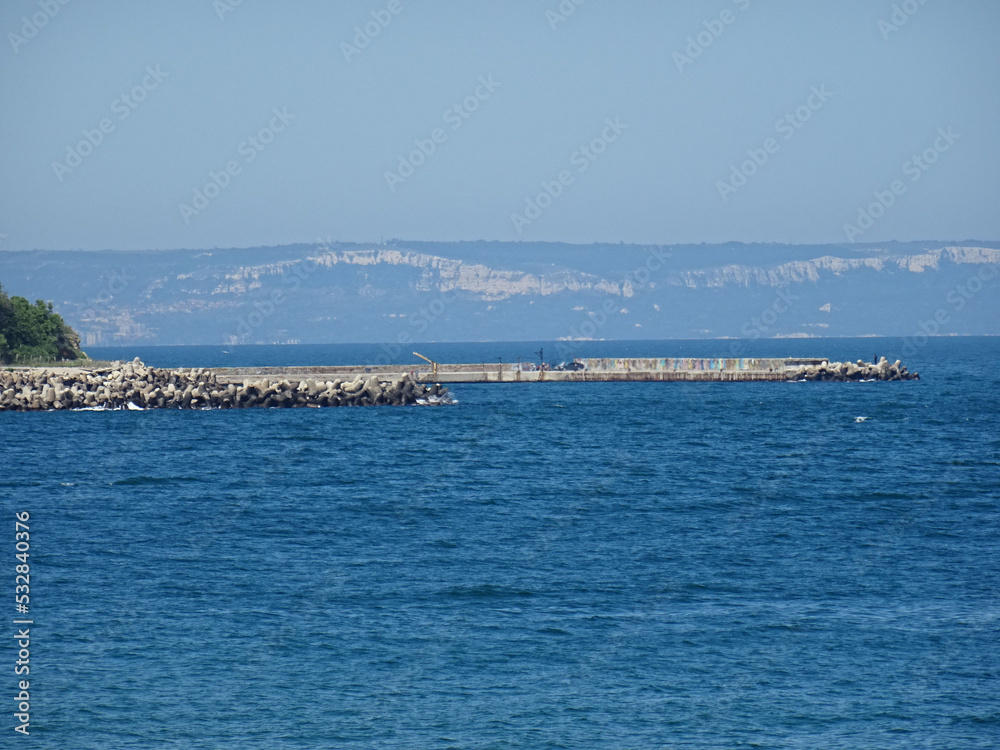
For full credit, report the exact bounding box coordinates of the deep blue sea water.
[2,338,998,749]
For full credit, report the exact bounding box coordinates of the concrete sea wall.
[580,357,787,372]
[316,357,916,383]
[206,356,919,384]
[578,357,917,380]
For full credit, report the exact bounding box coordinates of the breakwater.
[215,357,920,383]
[1,355,918,411]
[213,356,916,384]
[787,357,917,382]
[0,358,449,411]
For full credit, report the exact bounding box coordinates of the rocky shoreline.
[0,358,451,411]
[787,357,918,382]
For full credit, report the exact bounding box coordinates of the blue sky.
[1,0,997,251]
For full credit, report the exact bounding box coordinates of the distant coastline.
[1,241,997,347]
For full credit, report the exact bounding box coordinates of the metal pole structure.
[412,351,438,376]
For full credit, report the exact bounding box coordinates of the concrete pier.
[1,357,918,410]
[210,357,918,385]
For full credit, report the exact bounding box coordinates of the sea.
[2,337,998,749]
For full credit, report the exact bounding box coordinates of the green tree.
[0,283,85,363]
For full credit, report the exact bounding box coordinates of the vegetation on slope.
[0,284,85,364]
